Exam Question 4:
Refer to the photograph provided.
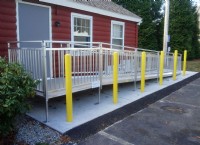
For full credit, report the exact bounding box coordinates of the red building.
[0,0,142,57]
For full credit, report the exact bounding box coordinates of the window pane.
[86,28,90,35]
[112,39,123,49]
[114,24,122,32]
[84,19,86,27]
[86,20,90,27]
[113,31,122,38]
[73,17,90,36]
[82,27,85,33]
[77,18,81,26]
[119,25,123,32]
[113,24,123,38]
[74,36,90,48]
[74,36,90,42]
[77,26,81,34]
[120,31,123,38]
[81,19,83,27]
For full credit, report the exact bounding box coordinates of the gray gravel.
[14,115,77,145]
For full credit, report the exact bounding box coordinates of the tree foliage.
[113,0,164,50]
[113,0,200,59]
[169,0,200,59]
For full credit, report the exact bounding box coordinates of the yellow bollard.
[173,50,178,80]
[183,50,187,76]
[141,52,146,92]
[65,54,73,122]
[159,51,164,85]
[113,52,118,104]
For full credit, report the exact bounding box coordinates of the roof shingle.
[74,0,141,20]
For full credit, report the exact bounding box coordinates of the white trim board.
[39,0,142,23]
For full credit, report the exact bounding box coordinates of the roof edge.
[39,0,142,23]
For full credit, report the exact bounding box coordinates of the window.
[111,21,125,50]
[71,13,93,48]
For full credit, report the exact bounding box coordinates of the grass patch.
[187,59,200,72]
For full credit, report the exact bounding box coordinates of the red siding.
[52,6,138,48]
[124,20,137,48]
[52,6,71,40]
[0,0,138,57]
[0,0,17,57]
[93,14,111,44]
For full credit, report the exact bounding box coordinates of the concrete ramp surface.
[27,71,197,133]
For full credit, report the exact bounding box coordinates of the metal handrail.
[8,40,182,122]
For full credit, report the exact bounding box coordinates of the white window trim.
[71,13,93,48]
[111,20,125,50]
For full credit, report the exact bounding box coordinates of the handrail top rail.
[8,40,44,43]
[8,40,159,53]
[7,40,183,55]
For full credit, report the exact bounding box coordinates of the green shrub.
[0,57,38,137]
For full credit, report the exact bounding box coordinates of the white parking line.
[99,131,135,145]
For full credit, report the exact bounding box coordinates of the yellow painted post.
[173,50,178,80]
[183,50,187,76]
[113,52,118,104]
[159,51,164,85]
[65,54,73,122]
[141,52,146,92]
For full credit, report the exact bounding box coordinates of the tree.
[113,0,164,50]
[191,6,200,59]
[113,0,199,59]
[169,0,200,59]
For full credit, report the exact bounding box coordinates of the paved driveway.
[79,77,200,145]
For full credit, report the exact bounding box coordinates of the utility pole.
[163,0,170,52]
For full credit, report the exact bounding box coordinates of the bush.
[0,57,38,137]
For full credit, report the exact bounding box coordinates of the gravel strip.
[14,115,77,145]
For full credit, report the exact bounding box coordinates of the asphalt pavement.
[77,73,200,145]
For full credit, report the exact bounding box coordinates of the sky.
[193,0,200,6]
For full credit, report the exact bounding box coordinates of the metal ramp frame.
[8,41,182,121]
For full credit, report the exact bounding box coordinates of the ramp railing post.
[98,42,103,103]
[141,52,146,92]
[113,52,118,104]
[42,41,48,122]
[159,51,164,85]
[183,50,187,76]
[173,50,178,80]
[157,52,160,83]
[8,43,11,62]
[65,54,73,122]
[134,49,138,90]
